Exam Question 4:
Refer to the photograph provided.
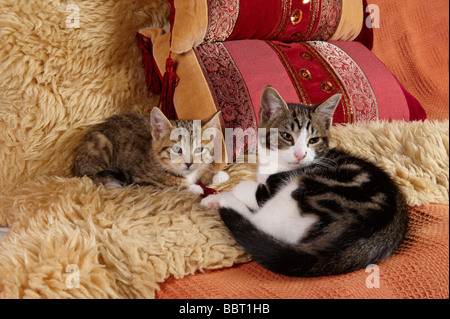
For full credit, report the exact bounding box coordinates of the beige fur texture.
[0,0,448,298]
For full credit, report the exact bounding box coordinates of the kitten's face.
[150,108,220,177]
[263,105,329,169]
[258,86,341,173]
[153,121,214,176]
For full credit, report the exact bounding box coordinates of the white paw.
[189,184,205,194]
[212,171,230,185]
[104,181,123,188]
[200,194,222,210]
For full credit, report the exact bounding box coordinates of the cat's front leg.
[231,180,260,211]
[219,192,253,217]
[201,180,261,211]
[201,191,254,218]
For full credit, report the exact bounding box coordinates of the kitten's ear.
[314,93,342,130]
[202,111,221,130]
[150,107,172,139]
[259,86,289,123]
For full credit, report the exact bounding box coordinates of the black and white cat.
[202,86,408,277]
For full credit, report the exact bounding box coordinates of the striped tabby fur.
[203,86,408,277]
[73,108,222,191]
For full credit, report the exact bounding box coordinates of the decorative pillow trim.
[311,0,343,41]
[332,41,413,120]
[204,0,240,43]
[307,41,378,122]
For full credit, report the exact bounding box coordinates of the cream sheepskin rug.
[0,0,448,298]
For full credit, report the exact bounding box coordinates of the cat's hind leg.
[95,169,129,188]
[73,131,118,186]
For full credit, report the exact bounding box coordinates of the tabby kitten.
[73,107,228,193]
[202,86,408,277]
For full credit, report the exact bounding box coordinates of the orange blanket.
[369,0,449,120]
[156,205,449,299]
[155,0,449,299]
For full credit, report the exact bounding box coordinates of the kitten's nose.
[185,163,193,168]
[294,152,306,162]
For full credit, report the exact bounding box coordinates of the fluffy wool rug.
[0,0,448,298]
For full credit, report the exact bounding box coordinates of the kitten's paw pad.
[189,184,205,194]
[200,194,221,210]
[104,181,123,188]
[212,171,230,185]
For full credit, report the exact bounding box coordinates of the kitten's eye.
[193,147,204,154]
[171,145,183,155]
[280,132,293,141]
[308,137,320,145]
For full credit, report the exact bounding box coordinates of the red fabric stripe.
[228,0,281,40]
[228,0,322,42]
